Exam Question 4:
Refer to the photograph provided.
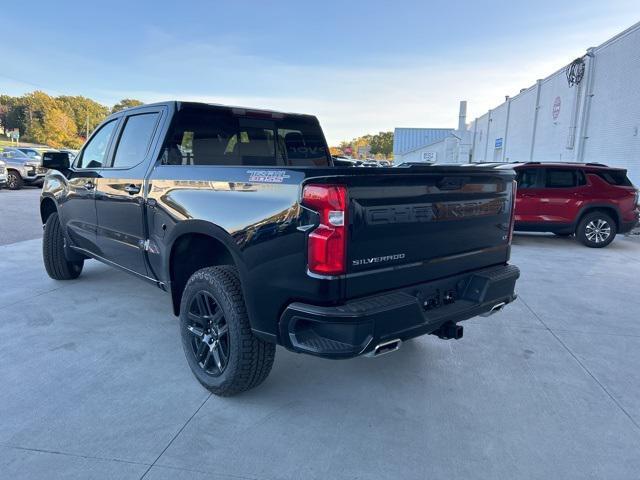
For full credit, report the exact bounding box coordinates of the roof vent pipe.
[458,101,467,132]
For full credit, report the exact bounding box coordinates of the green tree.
[0,95,18,134]
[111,98,144,113]
[57,95,109,138]
[369,131,393,157]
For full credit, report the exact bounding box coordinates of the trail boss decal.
[247,170,291,183]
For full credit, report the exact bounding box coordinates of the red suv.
[507,162,639,247]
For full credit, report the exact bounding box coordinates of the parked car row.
[0,146,78,190]
[331,156,392,167]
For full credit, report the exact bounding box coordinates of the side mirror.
[42,151,70,172]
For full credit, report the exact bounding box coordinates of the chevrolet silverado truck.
[40,101,520,396]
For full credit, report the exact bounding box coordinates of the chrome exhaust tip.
[365,338,402,357]
[481,301,507,317]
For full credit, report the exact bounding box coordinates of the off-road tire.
[576,211,616,248]
[180,266,276,396]
[7,170,23,190]
[43,212,84,279]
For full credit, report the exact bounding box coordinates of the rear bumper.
[280,264,520,358]
[620,210,639,234]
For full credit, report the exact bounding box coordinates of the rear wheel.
[43,212,84,279]
[576,211,616,248]
[7,171,23,190]
[179,266,275,396]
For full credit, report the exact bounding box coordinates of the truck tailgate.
[339,169,515,297]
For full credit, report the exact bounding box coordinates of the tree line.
[0,91,143,148]
[331,131,394,160]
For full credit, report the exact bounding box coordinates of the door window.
[545,169,583,188]
[76,120,118,169]
[110,113,160,169]
[516,168,538,189]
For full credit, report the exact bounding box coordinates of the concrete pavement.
[0,187,44,246]
[1,227,639,478]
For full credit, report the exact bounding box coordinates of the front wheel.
[180,266,275,396]
[7,171,23,190]
[576,212,616,248]
[43,212,84,279]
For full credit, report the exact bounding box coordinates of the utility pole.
[85,106,89,138]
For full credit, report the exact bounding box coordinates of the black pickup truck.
[41,101,519,396]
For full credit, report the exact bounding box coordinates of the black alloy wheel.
[185,290,230,376]
[179,266,276,396]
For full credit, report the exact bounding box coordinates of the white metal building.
[393,102,473,164]
[469,21,640,185]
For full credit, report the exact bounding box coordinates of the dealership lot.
[1,189,639,479]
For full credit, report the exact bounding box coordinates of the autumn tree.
[111,98,144,113]
[57,95,109,138]
[0,91,80,147]
[333,131,394,160]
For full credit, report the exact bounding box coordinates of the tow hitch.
[431,322,464,340]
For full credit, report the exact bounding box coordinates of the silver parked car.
[0,159,7,188]
[17,147,44,162]
[0,148,47,190]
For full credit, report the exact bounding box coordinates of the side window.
[110,113,159,169]
[594,170,633,186]
[545,169,579,188]
[516,168,538,189]
[76,120,118,169]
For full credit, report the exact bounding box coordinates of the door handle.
[124,184,141,195]
[83,181,95,190]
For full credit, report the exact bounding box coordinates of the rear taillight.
[302,184,347,275]
[508,180,517,244]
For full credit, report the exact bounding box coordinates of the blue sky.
[2,0,639,143]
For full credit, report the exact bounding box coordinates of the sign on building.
[422,151,437,162]
[552,96,561,120]
[495,137,503,149]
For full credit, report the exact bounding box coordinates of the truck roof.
[117,100,315,119]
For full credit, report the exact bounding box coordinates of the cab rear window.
[161,106,330,167]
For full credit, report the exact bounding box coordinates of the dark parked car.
[504,162,639,247]
[40,101,519,396]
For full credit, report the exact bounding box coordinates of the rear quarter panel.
[146,166,342,338]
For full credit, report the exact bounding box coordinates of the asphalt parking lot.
[1,189,640,479]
